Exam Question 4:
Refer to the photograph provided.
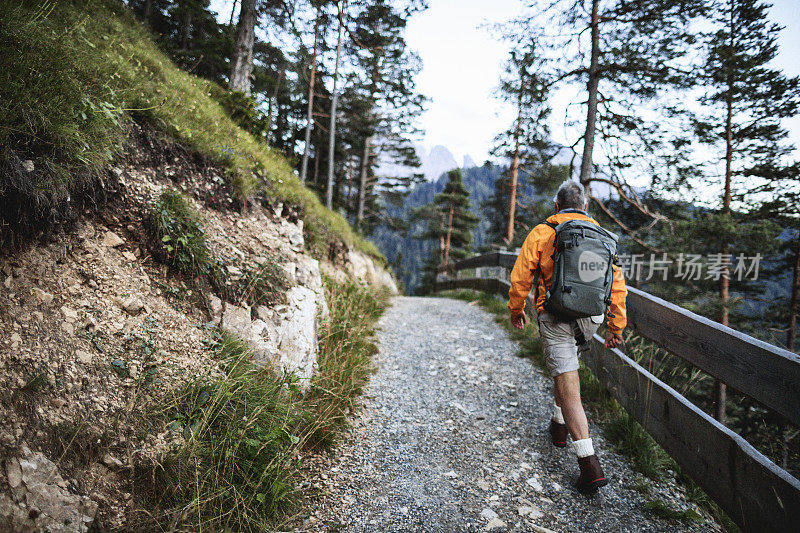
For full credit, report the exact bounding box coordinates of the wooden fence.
[434,251,800,533]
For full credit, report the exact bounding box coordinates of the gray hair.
[553,179,586,210]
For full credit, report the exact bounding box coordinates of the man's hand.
[511,313,527,330]
[605,332,623,348]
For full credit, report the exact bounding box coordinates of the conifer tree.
[511,0,704,221]
[685,0,800,420]
[348,0,425,230]
[490,36,558,247]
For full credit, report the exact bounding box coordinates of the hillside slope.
[0,1,395,530]
[0,0,380,261]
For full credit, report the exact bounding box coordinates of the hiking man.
[507,179,627,494]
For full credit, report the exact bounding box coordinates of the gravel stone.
[312,297,717,532]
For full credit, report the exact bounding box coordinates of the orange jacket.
[507,211,628,334]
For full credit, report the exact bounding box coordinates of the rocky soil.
[302,297,719,532]
[0,127,395,531]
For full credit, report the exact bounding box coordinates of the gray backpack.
[537,216,619,319]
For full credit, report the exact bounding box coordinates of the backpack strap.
[533,221,558,304]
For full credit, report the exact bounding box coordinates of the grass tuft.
[645,499,704,522]
[300,278,390,447]
[133,278,389,529]
[222,258,290,309]
[135,331,301,531]
[147,188,213,279]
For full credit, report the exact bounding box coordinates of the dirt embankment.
[0,125,395,531]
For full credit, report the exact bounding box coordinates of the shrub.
[147,189,212,279]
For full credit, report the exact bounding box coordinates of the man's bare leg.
[553,370,589,441]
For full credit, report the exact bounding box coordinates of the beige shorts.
[536,311,602,377]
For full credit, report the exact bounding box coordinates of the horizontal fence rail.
[433,252,800,533]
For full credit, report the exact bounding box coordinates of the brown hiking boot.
[548,419,568,448]
[575,454,608,494]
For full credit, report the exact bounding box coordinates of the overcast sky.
[406,0,800,165]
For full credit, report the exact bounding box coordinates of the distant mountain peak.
[418,144,458,181]
[463,154,476,169]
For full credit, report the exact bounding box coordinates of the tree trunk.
[229,0,257,94]
[444,204,454,265]
[299,11,321,183]
[357,136,372,229]
[326,1,346,209]
[312,149,320,186]
[578,0,600,187]
[505,93,523,245]
[714,3,735,424]
[143,0,152,21]
[229,0,239,26]
[345,154,356,220]
[181,10,192,50]
[788,232,800,351]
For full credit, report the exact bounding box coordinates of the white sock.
[572,438,594,458]
[552,404,565,424]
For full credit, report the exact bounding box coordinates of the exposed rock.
[255,305,273,322]
[102,231,125,248]
[220,303,252,338]
[485,517,507,531]
[22,160,35,173]
[272,286,319,385]
[121,296,144,316]
[481,508,498,520]
[295,256,329,322]
[122,251,137,262]
[285,220,304,249]
[346,250,398,294]
[526,477,543,492]
[2,446,97,532]
[60,306,79,322]
[517,505,543,519]
[101,454,125,470]
[209,295,223,325]
[75,350,93,365]
[218,287,321,389]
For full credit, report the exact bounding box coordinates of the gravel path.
[309,296,715,532]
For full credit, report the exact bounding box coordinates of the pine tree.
[686,0,800,420]
[412,169,480,293]
[512,0,704,218]
[347,0,425,230]
[490,36,558,247]
[229,0,257,93]
[485,164,569,249]
[299,5,323,183]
